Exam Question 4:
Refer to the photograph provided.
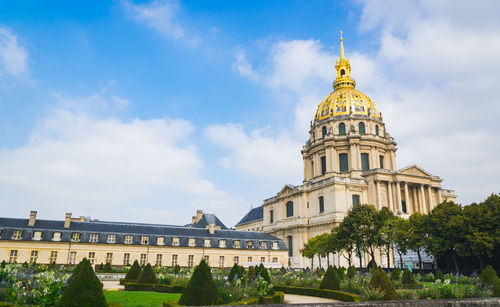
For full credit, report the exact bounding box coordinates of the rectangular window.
[233,240,240,248]
[288,236,293,257]
[88,252,95,264]
[272,257,278,263]
[189,238,196,246]
[106,253,113,264]
[107,234,116,243]
[188,255,194,267]
[339,154,349,172]
[72,233,80,242]
[33,231,42,241]
[140,254,147,266]
[157,237,164,245]
[203,255,209,264]
[69,251,77,265]
[361,153,370,172]
[246,241,254,249]
[125,235,133,244]
[219,239,226,248]
[172,237,179,246]
[272,242,279,249]
[247,256,252,262]
[352,194,360,207]
[156,254,162,266]
[204,239,211,247]
[286,201,294,217]
[89,233,99,243]
[270,210,274,223]
[260,256,266,263]
[311,161,314,177]
[172,254,178,266]
[321,156,326,175]
[234,256,239,264]
[52,232,61,241]
[12,230,22,240]
[9,250,18,263]
[50,251,58,264]
[123,253,130,266]
[141,236,149,245]
[259,241,267,249]
[379,155,384,169]
[219,256,224,268]
[319,196,324,213]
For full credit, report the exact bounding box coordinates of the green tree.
[368,268,398,300]
[125,260,142,281]
[179,260,218,305]
[377,207,396,269]
[332,224,354,268]
[343,204,379,267]
[320,266,340,290]
[136,263,158,284]
[407,213,428,271]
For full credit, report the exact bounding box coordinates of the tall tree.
[331,225,354,267]
[391,217,410,269]
[407,212,428,271]
[377,207,396,268]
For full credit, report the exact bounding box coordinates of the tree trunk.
[357,247,363,269]
[311,256,314,270]
[318,254,322,269]
[417,249,423,273]
[452,252,460,274]
[387,245,391,269]
[327,253,330,267]
[369,246,376,263]
[398,251,403,269]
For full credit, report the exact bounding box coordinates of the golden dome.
[314,32,381,123]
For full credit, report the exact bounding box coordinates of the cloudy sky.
[0,0,499,227]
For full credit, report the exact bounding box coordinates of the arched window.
[361,153,370,172]
[338,123,346,135]
[320,156,326,175]
[339,154,348,173]
[286,201,294,217]
[311,161,314,177]
[375,125,379,136]
[358,122,366,134]
[287,236,293,257]
[340,69,345,77]
[322,126,327,138]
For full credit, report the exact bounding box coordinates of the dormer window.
[233,240,240,248]
[107,234,116,243]
[272,242,279,250]
[188,238,195,247]
[157,237,164,245]
[89,233,99,243]
[52,232,61,241]
[33,231,42,241]
[204,239,211,247]
[125,235,133,244]
[219,239,226,248]
[71,232,80,242]
[12,230,22,240]
[246,241,254,249]
[172,237,180,246]
[259,241,267,249]
[141,236,149,245]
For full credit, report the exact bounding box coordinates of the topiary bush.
[0,260,5,268]
[347,266,357,279]
[320,266,340,290]
[136,263,158,284]
[228,263,240,283]
[435,269,444,281]
[367,259,377,270]
[257,263,271,283]
[247,266,256,283]
[479,265,499,288]
[103,262,113,273]
[58,259,107,307]
[335,266,346,281]
[179,260,218,305]
[368,268,398,300]
[125,260,142,281]
[390,268,402,281]
[401,269,416,286]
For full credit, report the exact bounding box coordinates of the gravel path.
[284,294,339,304]
[102,280,124,290]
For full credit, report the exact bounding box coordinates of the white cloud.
[0,93,243,225]
[123,0,199,47]
[0,26,29,78]
[232,51,260,81]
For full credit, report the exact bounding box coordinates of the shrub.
[67,257,86,284]
[58,259,107,307]
[136,263,158,284]
[493,281,500,297]
[103,262,113,273]
[320,266,340,290]
[336,266,346,281]
[125,260,142,281]
[273,286,361,302]
[347,266,357,279]
[479,265,499,288]
[0,260,5,268]
[367,259,377,270]
[257,264,271,284]
[401,269,416,286]
[390,268,401,281]
[179,260,218,305]
[368,268,398,300]
[228,263,240,283]
[435,269,444,281]
[423,272,435,282]
[280,266,286,274]
[247,266,256,283]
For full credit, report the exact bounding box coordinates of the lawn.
[104,291,181,307]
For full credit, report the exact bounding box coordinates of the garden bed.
[273,286,362,302]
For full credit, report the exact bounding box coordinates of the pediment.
[398,164,433,177]
[277,184,298,198]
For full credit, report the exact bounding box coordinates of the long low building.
[0,210,288,268]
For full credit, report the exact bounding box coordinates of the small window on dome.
[359,122,366,135]
[322,126,327,138]
[341,69,345,77]
[339,123,346,135]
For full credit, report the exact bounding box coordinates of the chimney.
[64,213,72,229]
[28,210,37,227]
[208,223,215,235]
[193,210,203,223]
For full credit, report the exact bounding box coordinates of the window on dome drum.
[12,230,22,240]
[52,232,61,241]
[141,236,149,245]
[156,254,162,266]
[50,251,57,264]
[287,236,293,257]
[233,240,240,248]
[123,253,130,266]
[270,209,274,223]
[30,250,38,263]
[379,155,384,169]
[71,233,80,242]
[172,254,178,266]
[140,254,146,266]
[352,194,360,207]
[172,237,180,246]
[339,154,349,172]
[234,256,239,264]
[107,234,116,243]
[319,196,324,213]
[339,123,346,135]
[361,153,370,172]
[375,125,379,136]
[88,252,95,264]
[33,231,42,241]
[311,161,314,177]
[219,256,225,267]
[106,253,113,264]
[89,233,98,243]
[321,156,326,175]
[69,252,77,265]
[157,236,164,245]
[286,201,294,217]
[125,235,133,244]
[359,122,366,134]
[9,250,18,263]
[188,255,194,267]
[322,126,327,138]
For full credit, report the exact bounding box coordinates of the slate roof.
[0,217,287,251]
[235,206,263,226]
[187,213,227,229]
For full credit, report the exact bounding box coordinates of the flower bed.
[273,286,362,302]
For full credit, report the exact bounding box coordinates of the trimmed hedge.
[119,278,135,285]
[125,260,142,281]
[320,266,340,290]
[273,286,362,302]
[136,263,158,284]
[124,282,185,293]
[179,260,218,305]
[225,291,285,305]
[368,268,398,300]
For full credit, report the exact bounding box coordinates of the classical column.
[404,182,411,214]
[427,185,434,211]
[412,186,419,213]
[396,182,402,213]
[438,189,443,204]
[420,185,427,214]
[388,182,394,212]
[391,150,396,170]
[376,180,381,210]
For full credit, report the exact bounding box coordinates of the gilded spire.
[339,30,345,61]
[333,31,355,90]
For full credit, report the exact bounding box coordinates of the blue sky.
[1,0,499,226]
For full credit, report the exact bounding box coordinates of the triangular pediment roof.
[398,164,434,177]
[277,184,298,198]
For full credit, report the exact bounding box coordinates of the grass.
[104,291,181,307]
